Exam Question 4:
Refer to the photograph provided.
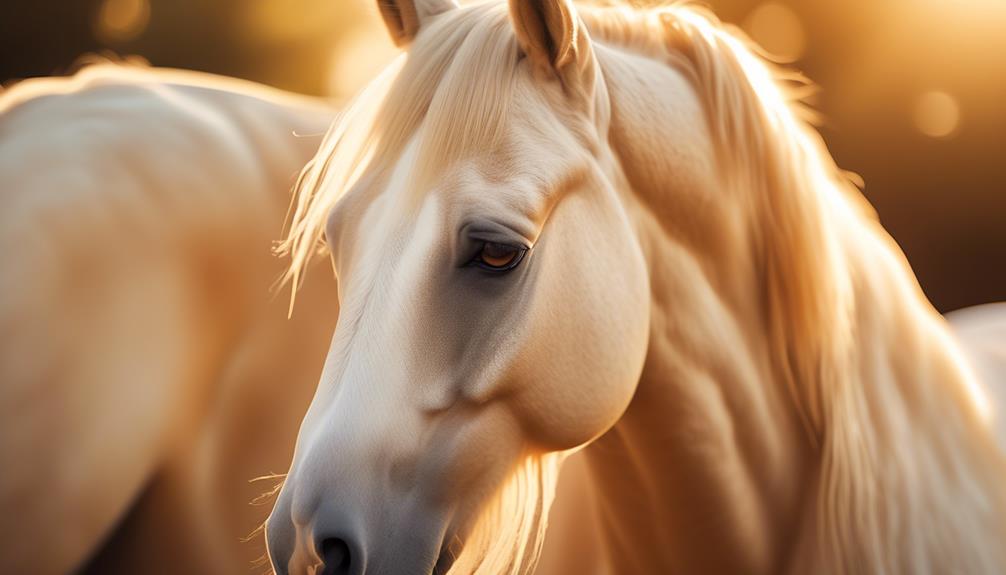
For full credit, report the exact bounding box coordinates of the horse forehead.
[431,152,580,226]
[329,108,592,249]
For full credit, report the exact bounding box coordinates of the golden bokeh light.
[913,91,961,138]
[239,0,339,42]
[743,2,807,62]
[94,0,150,44]
[328,24,400,99]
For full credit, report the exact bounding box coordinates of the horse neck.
[579,38,1006,574]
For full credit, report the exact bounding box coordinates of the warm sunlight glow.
[94,0,150,44]
[3,2,1004,573]
[913,91,961,138]
[328,24,400,98]
[743,2,806,62]
[239,0,337,41]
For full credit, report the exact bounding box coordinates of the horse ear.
[377,0,458,47]
[509,0,592,79]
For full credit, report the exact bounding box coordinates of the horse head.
[266,1,651,573]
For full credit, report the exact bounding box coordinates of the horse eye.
[473,242,526,271]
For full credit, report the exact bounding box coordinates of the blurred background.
[1,0,1003,312]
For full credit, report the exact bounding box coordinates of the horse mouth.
[432,535,460,575]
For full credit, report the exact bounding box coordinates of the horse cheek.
[508,197,650,451]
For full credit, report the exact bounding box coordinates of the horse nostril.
[319,538,352,575]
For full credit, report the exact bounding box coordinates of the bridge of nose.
[277,390,424,529]
[270,193,450,571]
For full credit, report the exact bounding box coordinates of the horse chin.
[377,530,458,575]
[363,517,462,575]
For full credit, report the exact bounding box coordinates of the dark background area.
[1,0,1003,313]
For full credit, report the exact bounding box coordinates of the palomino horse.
[0,64,340,574]
[267,1,1006,574]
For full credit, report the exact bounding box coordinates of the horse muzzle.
[265,477,455,575]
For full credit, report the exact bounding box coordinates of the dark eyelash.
[468,242,528,272]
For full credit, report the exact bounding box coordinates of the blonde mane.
[278,2,1006,573]
[586,4,1005,572]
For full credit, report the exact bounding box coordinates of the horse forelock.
[277,2,521,299]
